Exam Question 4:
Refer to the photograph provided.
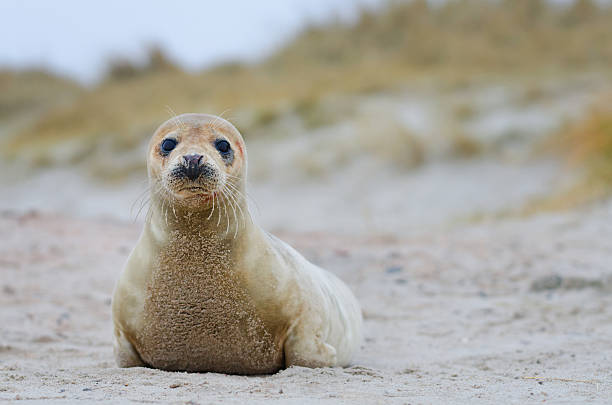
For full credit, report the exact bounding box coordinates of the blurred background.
[1,0,611,235]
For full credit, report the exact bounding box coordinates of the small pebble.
[530,274,562,291]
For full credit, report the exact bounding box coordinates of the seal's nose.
[183,154,203,167]
[182,154,204,180]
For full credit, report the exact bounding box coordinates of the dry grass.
[2,0,612,179]
[357,121,426,170]
[447,132,484,159]
[0,70,81,127]
[292,118,426,179]
[273,0,612,75]
[525,96,612,212]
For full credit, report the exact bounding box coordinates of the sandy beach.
[2,201,611,404]
[4,1,612,403]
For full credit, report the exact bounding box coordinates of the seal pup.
[112,113,362,374]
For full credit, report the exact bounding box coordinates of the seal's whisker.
[134,196,151,222]
[224,190,233,236]
[216,192,223,227]
[145,183,165,223]
[212,108,232,127]
[226,191,239,238]
[222,186,239,239]
[222,174,259,211]
[132,196,149,222]
[132,184,150,201]
[166,105,186,131]
[224,192,238,239]
[223,175,253,202]
[224,179,247,201]
[226,188,244,229]
[207,193,216,220]
[130,185,151,220]
[224,182,253,224]
[219,189,231,235]
[159,195,169,227]
[224,184,247,232]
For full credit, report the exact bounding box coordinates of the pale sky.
[0,0,594,84]
[0,0,382,83]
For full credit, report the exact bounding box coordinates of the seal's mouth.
[175,186,217,201]
[161,158,223,204]
[179,186,212,195]
[180,186,207,192]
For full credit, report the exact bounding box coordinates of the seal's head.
[147,113,246,208]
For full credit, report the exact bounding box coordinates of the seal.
[111,113,362,374]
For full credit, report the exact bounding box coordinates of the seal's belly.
[135,261,284,374]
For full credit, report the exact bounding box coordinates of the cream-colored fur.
[111,114,362,373]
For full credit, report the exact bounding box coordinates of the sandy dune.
[1,204,612,404]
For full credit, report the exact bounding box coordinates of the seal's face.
[147,114,246,208]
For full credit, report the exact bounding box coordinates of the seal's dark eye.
[160,138,177,154]
[215,139,231,154]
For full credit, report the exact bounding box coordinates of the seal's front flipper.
[283,328,338,368]
[113,327,145,368]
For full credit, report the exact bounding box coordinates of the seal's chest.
[135,244,283,374]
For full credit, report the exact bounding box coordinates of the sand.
[2,202,612,404]
[2,75,611,404]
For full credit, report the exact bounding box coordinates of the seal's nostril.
[183,154,203,167]
[181,154,204,181]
